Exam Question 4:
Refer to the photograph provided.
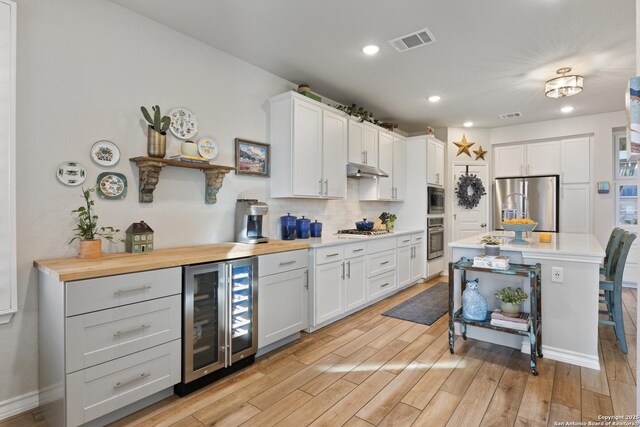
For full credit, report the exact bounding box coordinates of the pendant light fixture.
[545,67,584,99]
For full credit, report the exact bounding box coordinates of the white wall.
[6,0,390,404]
[490,111,625,247]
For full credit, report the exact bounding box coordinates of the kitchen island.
[449,231,605,369]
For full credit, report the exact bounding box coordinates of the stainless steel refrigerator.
[176,257,258,395]
[493,175,560,232]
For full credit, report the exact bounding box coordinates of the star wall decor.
[473,145,488,161]
[453,134,475,157]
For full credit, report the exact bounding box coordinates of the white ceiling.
[110,0,636,132]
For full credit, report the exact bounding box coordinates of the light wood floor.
[5,276,637,427]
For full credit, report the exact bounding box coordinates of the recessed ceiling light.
[428,95,441,103]
[560,106,574,114]
[362,45,380,55]
[463,122,473,128]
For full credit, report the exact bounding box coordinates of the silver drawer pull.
[381,282,390,287]
[415,237,423,241]
[326,253,340,257]
[113,284,152,296]
[279,260,296,266]
[113,372,150,389]
[114,324,150,337]
[352,248,364,253]
[403,239,410,243]
[380,261,390,265]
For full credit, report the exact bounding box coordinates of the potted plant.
[495,286,528,317]
[69,186,122,259]
[381,212,397,231]
[479,235,501,256]
[141,105,171,158]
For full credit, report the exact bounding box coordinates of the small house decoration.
[125,221,154,253]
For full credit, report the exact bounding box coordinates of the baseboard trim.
[0,390,39,421]
[520,341,600,370]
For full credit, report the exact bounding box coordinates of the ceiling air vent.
[388,27,436,52]
[498,112,523,120]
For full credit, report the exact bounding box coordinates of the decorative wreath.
[455,174,486,209]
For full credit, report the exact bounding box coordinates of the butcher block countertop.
[34,240,310,282]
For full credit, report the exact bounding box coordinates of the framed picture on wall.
[234,138,270,177]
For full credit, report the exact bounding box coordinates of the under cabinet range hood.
[347,162,389,179]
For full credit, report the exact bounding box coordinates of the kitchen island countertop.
[35,240,310,282]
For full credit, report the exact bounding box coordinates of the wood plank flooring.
[4,278,637,427]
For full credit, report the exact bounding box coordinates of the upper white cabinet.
[561,137,590,183]
[269,92,347,199]
[561,184,591,233]
[358,133,406,201]
[427,137,445,186]
[494,141,561,177]
[0,0,15,325]
[348,120,378,167]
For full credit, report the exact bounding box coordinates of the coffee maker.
[234,199,269,244]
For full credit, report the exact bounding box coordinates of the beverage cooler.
[176,257,257,395]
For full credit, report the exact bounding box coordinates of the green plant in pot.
[141,105,171,158]
[479,235,501,256]
[495,286,528,317]
[69,186,122,259]
[381,212,397,231]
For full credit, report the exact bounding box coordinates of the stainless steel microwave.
[428,186,445,214]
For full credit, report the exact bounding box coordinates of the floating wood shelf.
[129,157,235,204]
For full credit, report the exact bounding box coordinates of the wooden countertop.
[34,240,310,282]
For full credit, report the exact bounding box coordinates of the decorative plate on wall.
[96,172,127,200]
[56,161,87,186]
[168,107,198,140]
[197,136,219,160]
[90,140,120,167]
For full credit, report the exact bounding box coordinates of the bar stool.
[599,231,636,354]
[600,227,624,276]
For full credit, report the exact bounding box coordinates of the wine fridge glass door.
[229,258,258,363]
[183,263,226,383]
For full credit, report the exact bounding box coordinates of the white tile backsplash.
[267,180,391,238]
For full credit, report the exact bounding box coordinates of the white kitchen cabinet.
[377,131,394,199]
[344,256,366,311]
[561,183,591,233]
[411,243,424,283]
[398,233,424,287]
[269,91,347,199]
[397,245,412,288]
[526,141,561,176]
[494,144,526,178]
[358,133,406,201]
[495,141,561,177]
[314,260,345,324]
[348,119,378,167]
[39,267,182,427]
[258,269,308,348]
[427,138,445,186]
[561,137,590,183]
[393,135,406,200]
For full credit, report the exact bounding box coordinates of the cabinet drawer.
[368,271,397,301]
[344,242,367,259]
[66,268,181,317]
[66,340,181,427]
[367,249,396,278]
[66,295,181,374]
[259,249,308,277]
[315,246,344,265]
[367,237,396,254]
[411,233,425,245]
[397,236,412,248]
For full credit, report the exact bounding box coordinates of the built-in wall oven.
[176,257,258,396]
[428,186,445,215]
[427,217,444,260]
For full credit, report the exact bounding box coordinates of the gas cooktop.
[337,229,391,236]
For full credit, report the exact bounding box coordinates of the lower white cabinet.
[344,255,366,311]
[314,260,345,324]
[308,232,425,331]
[258,250,309,349]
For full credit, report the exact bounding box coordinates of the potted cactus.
[69,186,122,259]
[141,105,171,158]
